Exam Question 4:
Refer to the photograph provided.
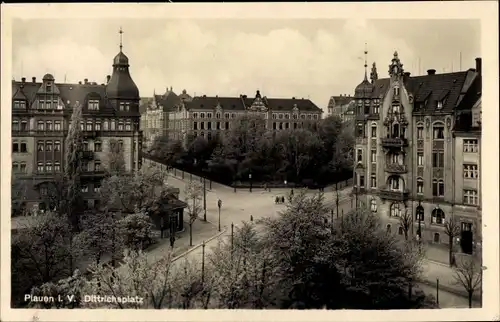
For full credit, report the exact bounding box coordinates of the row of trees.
[29,191,441,309]
[147,115,354,186]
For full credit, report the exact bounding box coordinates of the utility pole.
[203,176,207,221]
[201,240,206,284]
[231,222,234,260]
[217,199,222,232]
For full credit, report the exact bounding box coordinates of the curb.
[424,258,450,267]
[168,173,214,192]
[172,227,228,262]
[417,278,481,302]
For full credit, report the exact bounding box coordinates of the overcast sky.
[12,18,480,108]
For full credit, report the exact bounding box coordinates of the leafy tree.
[118,212,155,251]
[29,269,85,309]
[106,139,126,175]
[171,257,207,309]
[223,114,267,164]
[453,254,483,308]
[83,249,175,309]
[444,214,461,266]
[11,175,29,217]
[11,212,72,307]
[184,180,203,246]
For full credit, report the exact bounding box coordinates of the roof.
[360,70,475,114]
[154,91,182,112]
[328,95,354,107]
[184,91,322,112]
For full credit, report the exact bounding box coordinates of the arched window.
[417,123,424,139]
[392,123,400,138]
[433,233,440,243]
[390,203,402,217]
[417,178,424,194]
[388,175,403,191]
[431,208,445,225]
[371,124,377,137]
[370,199,377,212]
[432,123,445,140]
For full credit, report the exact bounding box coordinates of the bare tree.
[184,181,203,246]
[398,207,412,241]
[443,215,461,266]
[453,255,483,308]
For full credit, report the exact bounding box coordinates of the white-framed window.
[371,150,376,163]
[45,141,52,152]
[417,125,424,139]
[371,124,377,137]
[12,162,19,173]
[20,162,27,173]
[94,183,101,193]
[86,121,92,131]
[54,141,61,152]
[432,123,445,140]
[37,121,44,131]
[193,113,199,119]
[390,202,402,217]
[21,120,28,131]
[417,178,424,194]
[125,121,132,131]
[463,190,478,205]
[95,121,101,131]
[431,208,445,224]
[357,149,363,162]
[370,199,377,212]
[417,151,424,166]
[463,139,478,153]
[46,162,52,172]
[37,162,44,172]
[370,175,377,188]
[54,121,61,131]
[88,100,99,110]
[200,113,205,119]
[81,185,89,193]
[54,162,61,172]
[432,179,445,197]
[463,164,479,179]
[118,121,124,131]
[389,176,401,190]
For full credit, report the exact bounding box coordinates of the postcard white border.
[1,2,499,322]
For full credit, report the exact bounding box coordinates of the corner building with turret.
[11,32,142,213]
[352,51,482,255]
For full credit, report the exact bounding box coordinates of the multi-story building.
[327,94,355,122]
[11,33,142,213]
[140,87,193,148]
[352,50,482,255]
[165,90,323,146]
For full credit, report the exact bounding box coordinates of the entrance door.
[460,222,473,254]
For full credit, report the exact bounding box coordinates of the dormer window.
[46,83,52,93]
[88,99,99,111]
[437,101,443,109]
[119,102,125,111]
[125,102,130,112]
[392,104,400,113]
[13,100,26,109]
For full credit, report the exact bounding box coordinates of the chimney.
[21,77,26,83]
[475,57,482,75]
[404,72,411,78]
[32,77,36,83]
[106,75,111,83]
[78,81,82,85]
[84,78,88,84]
[427,69,436,75]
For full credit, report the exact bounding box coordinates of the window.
[293,122,298,129]
[37,121,44,131]
[392,104,400,113]
[370,150,376,163]
[417,125,424,139]
[125,121,131,131]
[398,227,404,235]
[95,122,101,131]
[207,122,212,130]
[356,122,363,137]
[54,162,61,172]
[371,124,377,137]
[40,187,48,196]
[417,178,424,194]
[37,142,44,151]
[433,233,440,243]
[224,113,229,119]
[417,151,424,166]
[200,113,205,119]
[21,121,28,131]
[370,199,377,212]
[12,141,19,153]
[94,161,101,171]
[463,164,479,179]
[216,121,221,130]
[83,141,89,151]
[431,208,445,224]
[293,113,298,119]
[12,162,19,173]
[432,179,444,197]
[390,202,402,217]
[103,120,109,131]
[37,162,44,172]
[94,183,101,193]
[46,83,52,93]
[393,85,400,97]
[386,224,392,234]
[119,102,125,111]
[110,120,116,131]
[118,121,124,131]
[370,175,377,188]
[81,185,89,193]
[359,175,365,188]
[193,113,199,119]
[118,140,124,151]
[200,122,205,130]
[432,124,444,140]
[357,149,363,162]
[278,114,283,120]
[300,114,306,120]
[207,113,212,118]
[225,122,229,130]
[216,112,221,119]
[231,113,236,119]
[432,151,444,168]
[207,132,212,141]
[54,141,61,152]
[463,190,478,205]
[285,114,290,119]
[437,101,443,109]
[285,122,290,129]
[416,206,424,221]
[46,162,52,172]
[272,113,277,119]
[279,123,283,130]
[12,120,19,131]
[463,139,478,153]
[20,142,27,152]
[88,100,99,110]
[54,121,61,131]
[20,162,27,173]
[46,121,53,131]
[193,122,198,130]
[45,141,52,152]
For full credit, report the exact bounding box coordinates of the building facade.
[140,87,193,148]
[165,90,323,146]
[352,51,482,255]
[327,94,355,122]
[11,36,142,213]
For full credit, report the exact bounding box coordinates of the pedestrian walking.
[281,196,285,204]
[275,196,279,204]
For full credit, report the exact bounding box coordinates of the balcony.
[380,137,408,148]
[378,187,410,201]
[81,170,106,178]
[81,151,94,159]
[385,163,408,174]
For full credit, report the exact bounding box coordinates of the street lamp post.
[203,175,207,221]
[417,200,423,243]
[201,240,206,284]
[249,173,253,193]
[169,214,176,248]
[217,199,222,232]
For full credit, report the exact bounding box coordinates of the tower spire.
[119,27,124,52]
[364,43,368,81]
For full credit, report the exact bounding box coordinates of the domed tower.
[106,27,140,116]
[354,43,374,118]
